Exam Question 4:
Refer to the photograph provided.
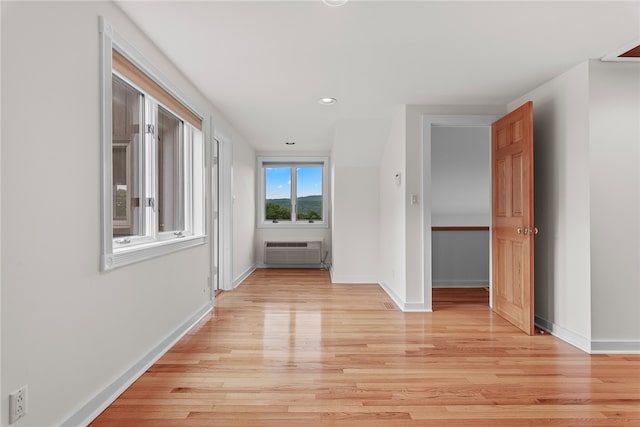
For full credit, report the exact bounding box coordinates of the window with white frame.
[258,157,328,227]
[100,18,205,270]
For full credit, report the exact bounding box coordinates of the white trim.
[209,123,219,297]
[591,341,640,355]
[217,129,233,291]
[99,17,115,264]
[232,265,256,289]
[102,235,206,271]
[378,281,432,313]
[422,114,499,313]
[60,302,213,427]
[403,302,432,312]
[534,316,591,353]
[535,317,640,354]
[378,280,405,310]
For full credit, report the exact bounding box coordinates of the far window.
[259,157,328,227]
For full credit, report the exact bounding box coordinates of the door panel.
[512,153,523,216]
[492,101,534,335]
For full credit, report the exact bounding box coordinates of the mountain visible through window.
[296,167,322,220]
[265,167,291,220]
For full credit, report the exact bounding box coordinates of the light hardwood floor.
[90,269,640,426]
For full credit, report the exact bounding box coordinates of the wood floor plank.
[90,269,640,426]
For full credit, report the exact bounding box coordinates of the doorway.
[422,115,498,310]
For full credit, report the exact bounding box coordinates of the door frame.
[210,136,220,295]
[422,114,499,311]
[212,120,234,292]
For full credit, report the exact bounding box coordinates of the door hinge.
[146,197,155,211]
[213,211,219,220]
[146,124,155,134]
[213,156,218,166]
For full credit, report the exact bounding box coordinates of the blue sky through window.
[265,168,291,199]
[297,167,322,197]
[266,167,322,199]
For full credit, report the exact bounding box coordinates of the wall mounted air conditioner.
[264,241,322,266]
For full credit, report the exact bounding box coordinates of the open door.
[492,101,535,335]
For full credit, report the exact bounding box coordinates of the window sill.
[101,234,207,271]
[257,222,328,229]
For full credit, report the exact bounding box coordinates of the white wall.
[589,60,640,344]
[379,107,407,303]
[509,62,592,345]
[331,165,379,282]
[330,119,387,283]
[232,134,256,284]
[509,60,640,352]
[1,2,243,425]
[431,126,491,226]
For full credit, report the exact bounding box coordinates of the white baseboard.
[378,280,432,312]
[535,315,591,353]
[232,264,256,289]
[332,273,431,311]
[535,316,640,354]
[591,340,640,354]
[378,280,404,309]
[433,280,488,288]
[60,303,213,427]
[403,302,432,312]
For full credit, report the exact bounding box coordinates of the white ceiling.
[116,1,640,152]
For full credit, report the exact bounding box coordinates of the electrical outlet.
[9,385,27,424]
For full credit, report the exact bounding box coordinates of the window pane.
[112,75,143,238]
[157,106,184,232]
[296,167,322,221]
[113,145,128,220]
[265,167,291,220]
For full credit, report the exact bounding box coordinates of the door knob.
[517,227,538,235]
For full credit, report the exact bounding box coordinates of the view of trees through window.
[265,166,322,221]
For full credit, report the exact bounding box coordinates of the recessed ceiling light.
[323,0,348,6]
[285,142,295,145]
[318,97,337,105]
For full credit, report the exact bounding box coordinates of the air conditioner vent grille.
[264,241,322,266]
[266,242,308,248]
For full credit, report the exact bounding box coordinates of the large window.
[100,18,205,270]
[258,157,328,227]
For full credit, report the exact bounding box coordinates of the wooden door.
[492,101,535,335]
